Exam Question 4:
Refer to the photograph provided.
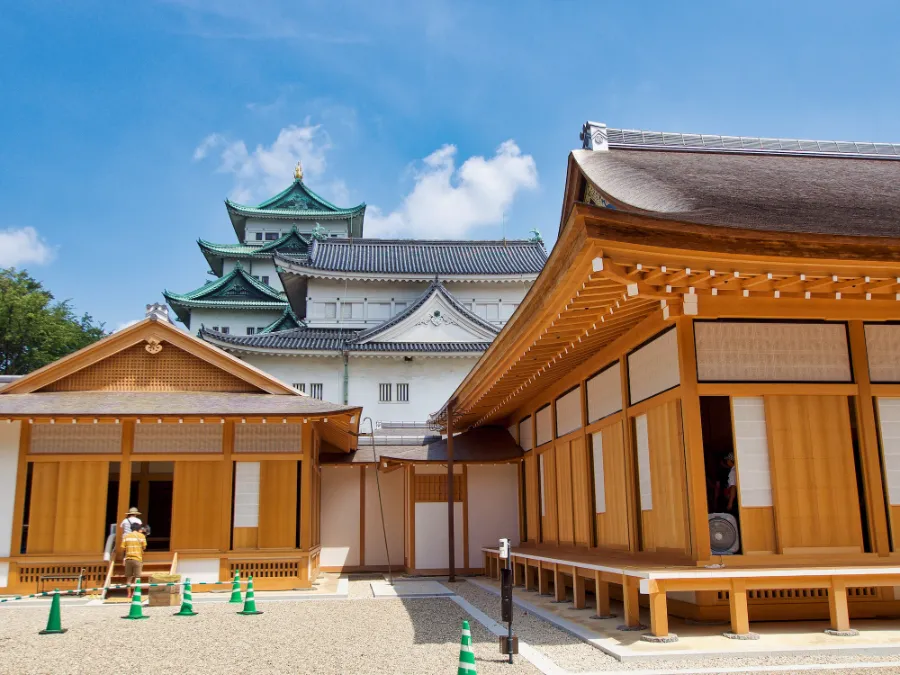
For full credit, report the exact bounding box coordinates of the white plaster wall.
[244,217,349,243]
[555,387,582,437]
[635,414,653,511]
[0,562,8,589]
[320,467,361,568]
[415,502,464,570]
[187,308,284,335]
[177,558,221,584]
[628,329,680,404]
[535,406,552,446]
[347,356,479,424]
[587,363,622,423]
[0,422,20,559]
[233,462,260,527]
[241,354,344,403]
[731,398,773,508]
[364,467,405,566]
[221,260,283,292]
[466,464,520,568]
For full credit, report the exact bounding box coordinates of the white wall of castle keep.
[243,217,350,243]
[239,354,345,402]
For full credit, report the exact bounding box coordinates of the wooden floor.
[484,545,900,639]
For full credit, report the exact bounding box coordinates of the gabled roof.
[0,315,301,396]
[225,178,366,240]
[199,226,312,276]
[352,280,499,343]
[275,238,548,282]
[164,262,288,327]
[565,124,900,238]
[260,307,304,334]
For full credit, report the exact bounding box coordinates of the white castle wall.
[240,354,344,402]
[188,308,285,336]
[244,217,350,243]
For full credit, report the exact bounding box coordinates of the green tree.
[0,268,107,375]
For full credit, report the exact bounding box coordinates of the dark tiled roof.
[0,392,359,417]
[200,326,490,354]
[279,239,547,276]
[574,144,900,237]
[353,280,498,343]
[320,426,522,464]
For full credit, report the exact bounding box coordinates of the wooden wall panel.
[171,460,225,550]
[524,453,539,542]
[643,399,690,553]
[259,460,298,549]
[555,441,574,546]
[53,461,109,554]
[764,395,863,550]
[233,527,259,549]
[540,447,558,544]
[596,422,629,549]
[739,506,776,554]
[570,436,592,546]
[26,462,59,554]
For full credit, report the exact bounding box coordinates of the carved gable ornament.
[416,309,459,328]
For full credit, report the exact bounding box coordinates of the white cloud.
[0,227,54,267]
[194,123,332,203]
[366,140,538,239]
[115,319,141,333]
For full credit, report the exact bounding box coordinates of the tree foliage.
[0,268,107,375]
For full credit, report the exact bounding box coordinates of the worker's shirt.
[121,531,147,561]
[120,516,142,534]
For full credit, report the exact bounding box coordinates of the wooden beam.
[220,420,234,552]
[554,564,567,602]
[116,420,135,551]
[573,571,586,609]
[622,575,641,628]
[360,466,366,566]
[300,423,313,551]
[847,321,891,556]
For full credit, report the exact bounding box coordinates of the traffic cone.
[237,575,263,615]
[228,570,242,603]
[457,620,477,675]
[174,578,198,616]
[38,589,67,635]
[123,582,149,620]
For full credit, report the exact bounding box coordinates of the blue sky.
[1,1,899,330]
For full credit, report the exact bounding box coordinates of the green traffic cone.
[237,575,263,615]
[228,570,242,603]
[123,581,149,620]
[174,578,198,616]
[39,589,67,635]
[457,620,476,675]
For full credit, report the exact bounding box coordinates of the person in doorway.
[120,507,142,535]
[122,524,147,599]
[724,452,738,512]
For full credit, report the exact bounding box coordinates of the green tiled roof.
[225,178,366,240]
[199,226,312,276]
[164,262,288,327]
[260,307,304,334]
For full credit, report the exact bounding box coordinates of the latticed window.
[220,327,230,334]
[265,232,279,241]
[379,383,392,402]
[292,383,306,393]
[260,276,269,285]
[397,383,409,402]
[246,327,256,335]
[309,383,323,399]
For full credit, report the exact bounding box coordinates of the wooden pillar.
[728,579,750,636]
[593,571,611,617]
[649,586,669,637]
[359,466,366,566]
[537,562,549,595]
[220,420,234,552]
[407,464,416,571]
[300,422,314,551]
[553,564,567,602]
[621,575,641,628]
[848,321,891,555]
[513,557,523,586]
[447,399,456,582]
[573,571,586,609]
[619,355,640,552]
[116,420,135,551]
[676,317,712,561]
[828,577,851,632]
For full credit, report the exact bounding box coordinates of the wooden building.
[448,123,900,639]
[0,309,361,593]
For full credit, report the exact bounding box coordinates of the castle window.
[265,232,279,241]
[220,327,230,334]
[379,383,392,403]
[309,383,323,399]
[397,383,409,403]
[246,327,256,335]
[260,276,269,285]
[255,232,263,241]
[292,383,306,393]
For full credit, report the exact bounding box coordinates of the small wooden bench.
[38,568,87,595]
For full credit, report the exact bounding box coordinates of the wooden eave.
[444,202,900,431]
[0,317,300,396]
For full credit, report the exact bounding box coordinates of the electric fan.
[708,513,740,555]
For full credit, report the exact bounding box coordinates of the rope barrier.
[0,580,245,603]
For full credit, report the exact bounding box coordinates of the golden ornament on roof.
[294,161,303,181]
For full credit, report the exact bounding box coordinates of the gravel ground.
[0,587,539,675]
[451,579,900,674]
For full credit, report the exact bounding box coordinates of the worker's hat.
[126,507,141,516]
